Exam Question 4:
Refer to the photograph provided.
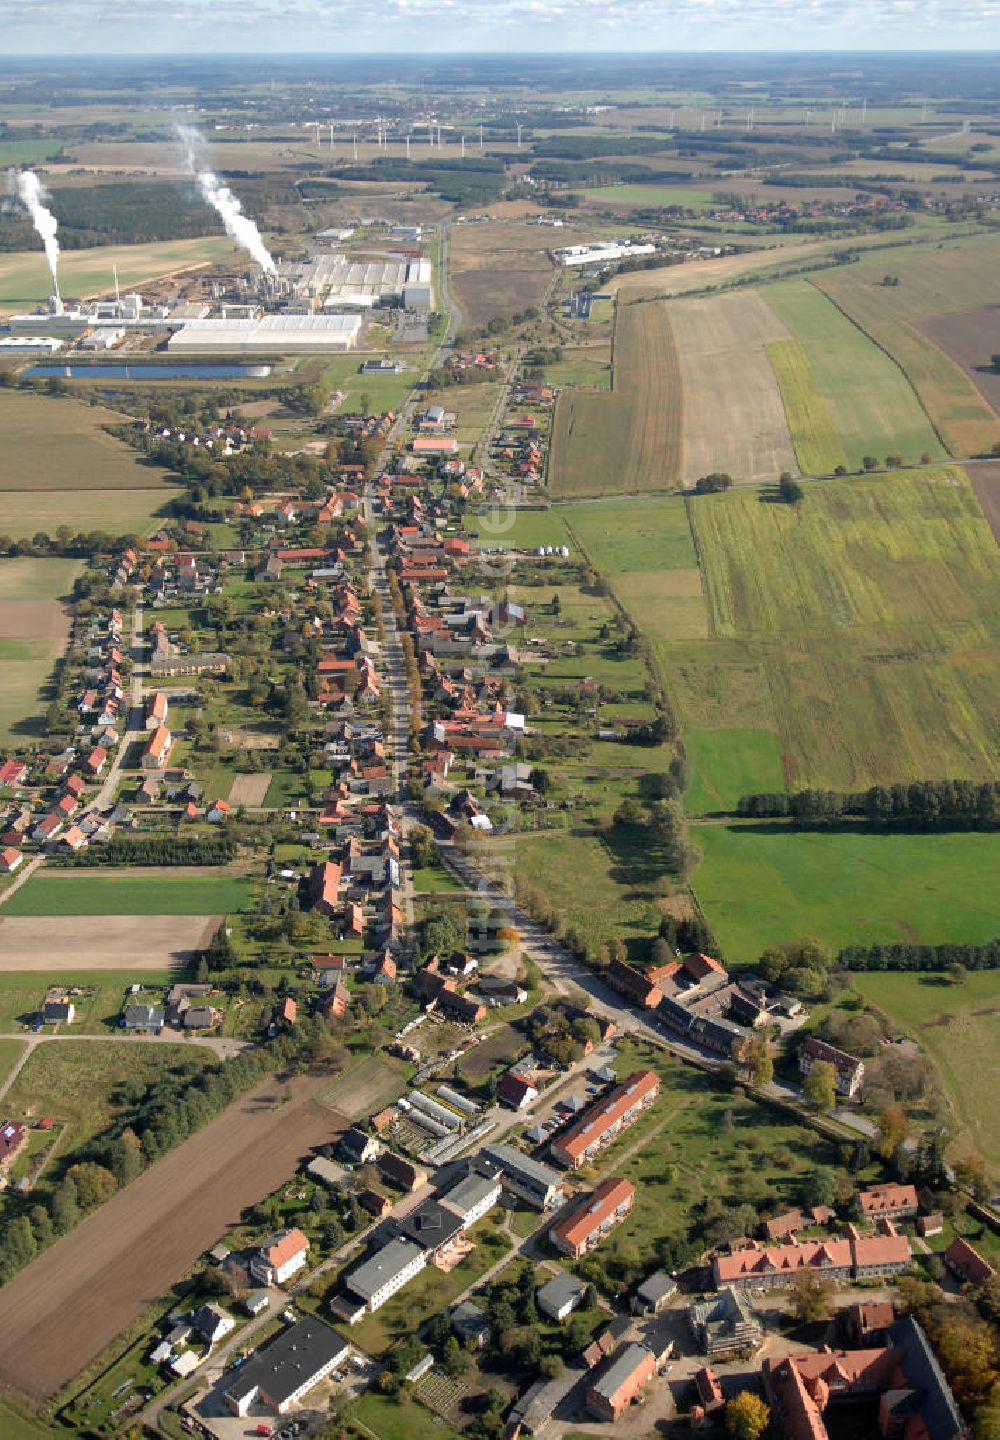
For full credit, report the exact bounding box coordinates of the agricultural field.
[669,289,799,484]
[1,870,252,917]
[0,556,80,745]
[814,236,1000,457]
[0,915,219,970]
[449,220,563,327]
[917,307,1000,416]
[968,460,1000,543]
[1,488,167,541]
[851,970,1000,1174]
[0,236,234,312]
[578,183,717,209]
[692,824,1000,965]
[315,1054,409,1122]
[766,338,848,475]
[0,389,176,493]
[548,296,682,497]
[541,345,612,390]
[684,469,1000,789]
[684,728,787,814]
[765,280,946,471]
[561,494,708,643]
[0,1073,332,1401]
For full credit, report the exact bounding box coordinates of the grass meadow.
[684,727,786,814]
[0,556,80,745]
[2,871,252,917]
[765,280,946,469]
[851,970,1000,1173]
[684,470,1000,788]
[691,824,1000,965]
[464,507,572,551]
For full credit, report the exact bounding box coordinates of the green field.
[684,728,786,814]
[2,872,252,917]
[580,183,717,209]
[814,236,1000,457]
[351,1388,463,1440]
[851,970,1000,1174]
[463,507,571,551]
[766,338,849,475]
[683,470,1000,788]
[0,556,80,745]
[0,236,233,311]
[692,824,1000,964]
[0,1038,26,1088]
[765,280,946,470]
[541,347,612,390]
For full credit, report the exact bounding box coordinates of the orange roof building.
[550,1071,660,1169]
[551,1178,635,1259]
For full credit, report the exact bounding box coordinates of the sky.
[3,0,1000,55]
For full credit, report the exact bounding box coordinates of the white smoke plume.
[176,125,276,275]
[8,167,60,298]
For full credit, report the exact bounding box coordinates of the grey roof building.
[479,1144,564,1210]
[632,1271,678,1316]
[396,1199,464,1255]
[451,1300,490,1347]
[342,1236,426,1311]
[224,1317,348,1417]
[537,1272,587,1322]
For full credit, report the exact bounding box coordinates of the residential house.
[944,1237,995,1286]
[378,1151,427,1193]
[309,860,343,917]
[497,1071,538,1110]
[83,746,108,776]
[250,1228,310,1286]
[799,1037,865,1100]
[192,1304,236,1347]
[122,1003,165,1034]
[0,1121,28,1170]
[146,692,169,730]
[551,1177,635,1259]
[0,848,22,874]
[440,1171,502,1229]
[142,725,174,770]
[550,1071,660,1169]
[42,1000,75,1025]
[341,1127,380,1165]
[858,1184,919,1221]
[0,760,28,787]
[631,1271,678,1316]
[451,1301,491,1348]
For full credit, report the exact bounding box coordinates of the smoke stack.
[10,167,60,300]
[176,125,276,275]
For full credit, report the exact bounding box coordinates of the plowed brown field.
[0,1073,342,1402]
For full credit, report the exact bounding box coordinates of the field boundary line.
[805,275,953,457]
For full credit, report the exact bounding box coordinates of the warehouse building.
[168,314,362,355]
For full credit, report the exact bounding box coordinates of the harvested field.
[767,338,848,475]
[548,297,682,497]
[968,461,1000,544]
[227,772,272,806]
[670,290,799,484]
[450,221,562,327]
[0,557,80,745]
[0,915,219,969]
[0,391,175,493]
[315,1055,408,1121]
[0,1073,339,1401]
[917,306,1000,416]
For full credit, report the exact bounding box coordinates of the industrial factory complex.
[1,225,436,358]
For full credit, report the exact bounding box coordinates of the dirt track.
[0,914,218,969]
[0,1073,344,1402]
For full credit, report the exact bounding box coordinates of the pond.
[22,363,273,380]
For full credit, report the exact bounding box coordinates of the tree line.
[837,939,1000,972]
[62,835,238,867]
[736,779,998,829]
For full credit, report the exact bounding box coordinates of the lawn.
[851,971,1000,1175]
[765,280,946,470]
[411,863,463,894]
[0,555,80,745]
[2,871,252,917]
[352,1387,463,1440]
[766,338,849,476]
[548,295,682,497]
[683,469,1000,788]
[692,824,1000,965]
[2,1040,213,1158]
[0,236,234,312]
[684,727,786,814]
